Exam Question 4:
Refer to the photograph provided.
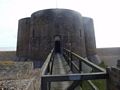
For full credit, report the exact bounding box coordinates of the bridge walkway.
[51,53,73,90]
[41,49,107,90]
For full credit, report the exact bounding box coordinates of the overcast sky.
[0,0,120,50]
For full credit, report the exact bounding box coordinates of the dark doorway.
[55,40,61,53]
[54,36,61,53]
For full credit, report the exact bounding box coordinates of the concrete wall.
[97,47,120,56]
[107,60,120,90]
[97,47,120,66]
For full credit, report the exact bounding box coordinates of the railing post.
[79,59,82,88]
[41,77,48,90]
[79,59,82,73]
[70,53,73,71]
[106,67,110,90]
[67,51,70,65]
[50,55,54,74]
[48,62,50,74]
[48,82,51,90]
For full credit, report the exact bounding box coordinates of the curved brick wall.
[16,17,30,59]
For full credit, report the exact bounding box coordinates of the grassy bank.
[82,61,107,90]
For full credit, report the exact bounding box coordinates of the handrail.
[41,48,107,90]
[64,48,106,72]
[63,48,106,90]
[41,49,54,75]
[42,72,107,81]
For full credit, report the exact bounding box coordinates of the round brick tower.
[29,9,86,61]
[16,9,101,67]
[16,17,30,60]
[83,17,101,64]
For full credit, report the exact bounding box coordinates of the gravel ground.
[0,79,31,90]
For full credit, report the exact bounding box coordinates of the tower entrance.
[54,36,61,53]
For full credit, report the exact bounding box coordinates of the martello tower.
[16,9,101,67]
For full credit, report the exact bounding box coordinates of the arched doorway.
[54,36,61,53]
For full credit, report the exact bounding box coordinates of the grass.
[0,61,15,65]
[91,61,107,90]
[99,61,107,68]
[82,79,106,90]
[0,51,16,61]
[82,81,92,90]
[82,61,107,90]
[0,51,16,57]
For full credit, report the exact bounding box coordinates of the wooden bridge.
[41,48,107,90]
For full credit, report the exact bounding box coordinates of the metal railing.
[63,48,107,90]
[41,48,108,90]
[63,48,105,73]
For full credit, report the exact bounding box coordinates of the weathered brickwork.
[16,9,101,67]
[107,60,120,90]
[16,17,30,59]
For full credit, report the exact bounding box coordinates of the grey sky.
[0,0,120,50]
